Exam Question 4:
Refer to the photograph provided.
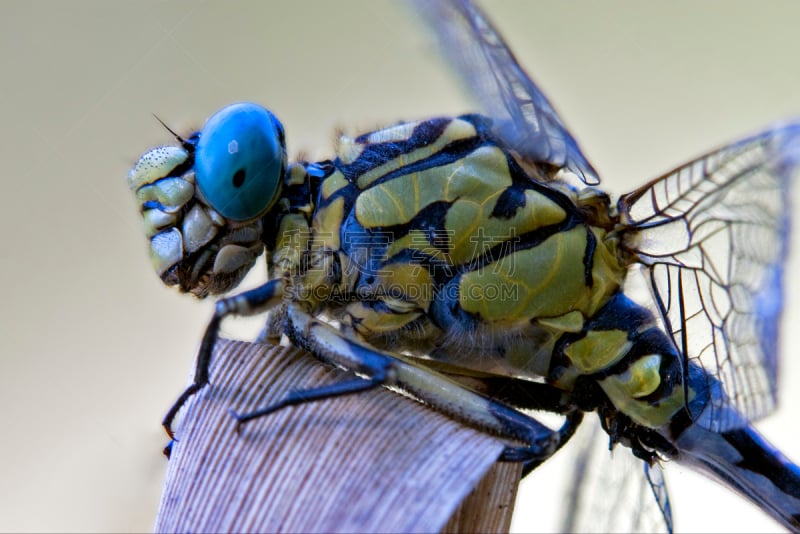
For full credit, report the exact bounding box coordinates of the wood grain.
[154,339,522,533]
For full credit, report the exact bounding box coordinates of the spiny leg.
[471,376,585,472]
[518,410,583,476]
[232,303,568,464]
[230,374,385,433]
[230,302,396,430]
[162,279,286,439]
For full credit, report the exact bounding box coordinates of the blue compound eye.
[194,102,286,221]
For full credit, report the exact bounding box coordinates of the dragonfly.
[127,0,800,531]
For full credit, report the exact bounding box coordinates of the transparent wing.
[619,123,800,431]
[643,462,673,534]
[561,418,672,533]
[413,0,600,185]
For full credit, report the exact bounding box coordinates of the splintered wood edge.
[155,339,522,533]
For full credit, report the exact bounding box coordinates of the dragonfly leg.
[473,376,576,414]
[161,279,286,440]
[230,373,385,432]
[231,303,565,462]
[458,375,585,471]
[517,410,584,477]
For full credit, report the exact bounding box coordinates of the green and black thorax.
[271,115,622,336]
[262,114,688,431]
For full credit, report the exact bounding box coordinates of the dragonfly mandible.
[127,1,800,531]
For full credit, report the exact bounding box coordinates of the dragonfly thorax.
[275,116,645,385]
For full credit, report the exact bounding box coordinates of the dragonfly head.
[127,103,287,297]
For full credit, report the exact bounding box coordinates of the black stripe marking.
[490,185,527,219]
[723,428,800,497]
[351,134,487,191]
[343,118,455,183]
[582,226,596,287]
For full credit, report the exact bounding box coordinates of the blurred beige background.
[1,1,799,532]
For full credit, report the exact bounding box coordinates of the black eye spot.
[232,169,246,188]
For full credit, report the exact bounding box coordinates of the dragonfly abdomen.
[550,292,687,429]
[676,421,800,531]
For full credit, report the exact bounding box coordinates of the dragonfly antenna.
[152,114,187,145]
